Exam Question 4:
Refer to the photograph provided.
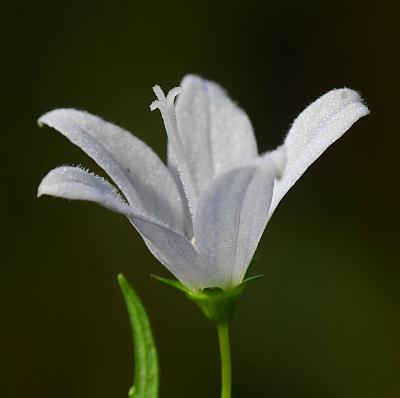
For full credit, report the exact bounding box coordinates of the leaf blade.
[118,274,159,398]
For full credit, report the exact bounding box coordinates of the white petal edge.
[38,166,132,215]
[267,88,369,215]
[38,109,184,232]
[194,165,275,289]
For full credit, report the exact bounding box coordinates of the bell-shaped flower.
[38,75,369,292]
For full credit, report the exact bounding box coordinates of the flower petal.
[38,166,202,290]
[38,109,184,232]
[170,75,258,194]
[194,165,275,289]
[129,221,202,291]
[38,166,132,215]
[268,88,369,215]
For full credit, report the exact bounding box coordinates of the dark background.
[2,0,400,397]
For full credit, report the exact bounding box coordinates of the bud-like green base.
[152,274,264,323]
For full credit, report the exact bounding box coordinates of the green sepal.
[152,274,264,323]
[150,274,188,293]
[118,274,159,398]
[240,273,265,286]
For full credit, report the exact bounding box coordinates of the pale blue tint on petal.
[39,109,184,232]
[194,165,275,289]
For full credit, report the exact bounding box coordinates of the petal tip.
[335,88,369,113]
[341,88,370,117]
[37,179,48,198]
[37,111,53,127]
[37,108,73,128]
[181,73,203,86]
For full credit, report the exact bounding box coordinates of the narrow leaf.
[151,274,189,293]
[241,274,265,286]
[118,274,159,398]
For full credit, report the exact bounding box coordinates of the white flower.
[38,75,369,291]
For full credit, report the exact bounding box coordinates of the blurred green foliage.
[1,0,399,397]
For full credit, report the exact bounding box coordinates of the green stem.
[217,322,232,398]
